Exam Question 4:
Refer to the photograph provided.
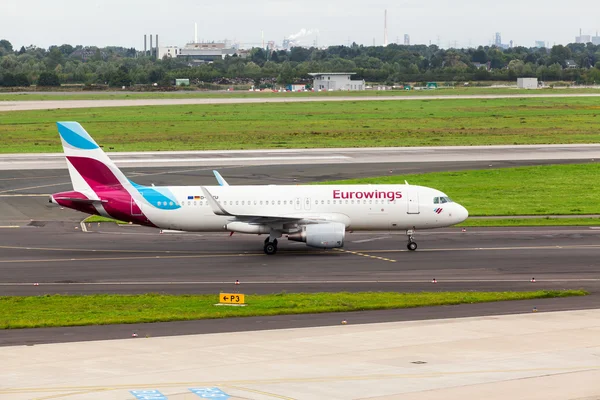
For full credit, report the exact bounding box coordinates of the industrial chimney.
[144,35,147,55]
[155,34,158,59]
[384,10,388,46]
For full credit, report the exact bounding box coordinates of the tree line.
[1,38,600,88]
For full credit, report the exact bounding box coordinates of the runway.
[2,223,599,296]
[2,92,600,111]
[3,144,600,170]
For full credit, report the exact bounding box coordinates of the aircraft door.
[131,198,143,216]
[304,197,311,210]
[406,190,420,214]
[295,197,302,210]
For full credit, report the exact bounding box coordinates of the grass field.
[0,290,585,329]
[2,96,600,153]
[2,87,600,101]
[323,163,600,216]
[458,217,600,227]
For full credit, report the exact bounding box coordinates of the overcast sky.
[2,0,599,50]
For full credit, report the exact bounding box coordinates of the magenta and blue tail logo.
[434,208,443,214]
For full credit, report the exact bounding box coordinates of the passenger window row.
[177,199,398,206]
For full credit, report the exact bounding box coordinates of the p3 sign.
[189,387,230,399]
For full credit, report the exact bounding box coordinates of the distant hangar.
[309,73,365,91]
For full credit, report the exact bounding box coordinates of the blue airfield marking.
[130,389,168,400]
[189,387,230,399]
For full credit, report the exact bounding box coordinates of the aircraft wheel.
[264,242,277,255]
[407,242,418,251]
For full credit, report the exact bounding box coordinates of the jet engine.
[288,222,345,249]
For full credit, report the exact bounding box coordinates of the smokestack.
[149,34,153,56]
[194,23,198,43]
[155,34,158,58]
[384,9,388,46]
[144,35,147,55]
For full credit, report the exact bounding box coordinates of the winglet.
[201,187,233,216]
[213,170,229,186]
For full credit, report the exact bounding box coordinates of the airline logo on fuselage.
[333,190,402,200]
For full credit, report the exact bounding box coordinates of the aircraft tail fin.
[56,122,136,197]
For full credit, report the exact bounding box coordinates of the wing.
[200,187,349,228]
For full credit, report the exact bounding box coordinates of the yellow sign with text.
[219,293,245,304]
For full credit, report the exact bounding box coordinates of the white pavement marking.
[0,181,70,194]
[1,309,599,400]
[107,155,350,163]
[0,194,51,197]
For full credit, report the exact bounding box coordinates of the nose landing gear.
[406,229,417,251]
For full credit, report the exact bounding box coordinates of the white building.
[158,42,237,62]
[517,78,538,89]
[309,73,365,91]
[576,35,592,44]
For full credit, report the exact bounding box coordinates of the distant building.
[592,35,600,45]
[495,32,502,47]
[535,41,546,48]
[71,47,104,61]
[158,42,237,62]
[286,83,307,91]
[517,78,538,89]
[309,73,365,91]
[404,34,410,45]
[473,61,491,71]
[565,59,578,69]
[576,35,591,44]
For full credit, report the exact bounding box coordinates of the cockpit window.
[434,196,453,204]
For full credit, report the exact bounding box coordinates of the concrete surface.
[2,93,600,111]
[2,145,600,170]
[1,309,599,399]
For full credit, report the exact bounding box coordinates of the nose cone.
[455,204,469,224]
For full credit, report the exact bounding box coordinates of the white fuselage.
[139,184,468,233]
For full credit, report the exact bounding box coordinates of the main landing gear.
[406,229,417,251]
[263,233,281,255]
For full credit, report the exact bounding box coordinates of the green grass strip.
[3,96,600,153]
[84,215,127,224]
[323,163,600,216]
[459,217,600,227]
[0,290,586,329]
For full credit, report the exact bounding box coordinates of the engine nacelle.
[288,222,345,249]
[225,221,270,234]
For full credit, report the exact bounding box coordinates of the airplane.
[50,122,469,255]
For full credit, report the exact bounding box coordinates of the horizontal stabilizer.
[53,197,107,204]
